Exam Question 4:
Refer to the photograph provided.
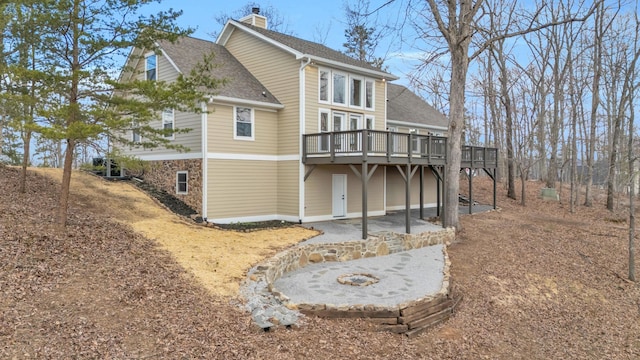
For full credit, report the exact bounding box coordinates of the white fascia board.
[386,119,449,132]
[299,54,399,81]
[218,20,304,59]
[209,95,284,110]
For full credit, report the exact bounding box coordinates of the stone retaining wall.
[245,227,457,335]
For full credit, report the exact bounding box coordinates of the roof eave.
[219,20,303,58]
[209,95,284,109]
[298,54,399,81]
[386,119,449,131]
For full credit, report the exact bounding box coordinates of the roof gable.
[387,84,448,130]
[218,20,398,80]
[122,36,281,107]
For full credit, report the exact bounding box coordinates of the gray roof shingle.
[387,83,449,129]
[232,21,395,77]
[158,36,281,105]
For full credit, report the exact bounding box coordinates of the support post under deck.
[420,166,424,219]
[362,162,368,240]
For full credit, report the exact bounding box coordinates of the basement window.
[176,171,188,195]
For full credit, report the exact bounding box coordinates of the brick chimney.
[239,8,267,29]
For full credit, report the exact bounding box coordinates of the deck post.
[469,168,473,214]
[436,170,441,217]
[493,168,497,209]
[362,162,368,240]
[406,163,411,234]
[442,165,447,227]
[420,166,424,219]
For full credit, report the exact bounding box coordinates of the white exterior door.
[332,174,347,217]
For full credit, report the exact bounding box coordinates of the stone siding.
[139,159,202,214]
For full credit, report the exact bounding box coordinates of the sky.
[143,0,418,85]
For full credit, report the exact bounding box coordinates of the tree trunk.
[584,3,603,207]
[628,95,636,282]
[19,130,31,193]
[444,45,469,230]
[607,114,622,210]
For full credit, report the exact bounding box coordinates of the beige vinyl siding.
[304,165,384,217]
[386,166,438,209]
[277,161,299,217]
[121,51,202,157]
[304,66,386,134]
[207,103,278,155]
[206,159,278,219]
[225,30,300,156]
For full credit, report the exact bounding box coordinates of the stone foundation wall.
[139,159,202,214]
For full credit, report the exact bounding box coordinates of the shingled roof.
[158,36,281,106]
[226,21,397,79]
[387,83,449,129]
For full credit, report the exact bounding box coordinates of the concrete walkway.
[302,205,493,245]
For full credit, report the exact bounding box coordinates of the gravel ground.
[1,165,639,359]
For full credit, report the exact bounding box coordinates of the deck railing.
[303,130,498,168]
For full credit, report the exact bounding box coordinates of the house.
[118,10,497,237]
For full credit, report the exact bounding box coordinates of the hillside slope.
[1,165,639,358]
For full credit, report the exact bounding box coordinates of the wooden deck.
[302,130,498,169]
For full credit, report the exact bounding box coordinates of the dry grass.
[32,168,318,297]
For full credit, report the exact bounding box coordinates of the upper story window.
[145,54,157,81]
[319,70,329,102]
[350,77,363,107]
[365,80,374,109]
[234,106,254,140]
[162,109,174,139]
[333,73,346,104]
[319,67,375,110]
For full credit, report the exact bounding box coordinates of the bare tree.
[412,0,596,229]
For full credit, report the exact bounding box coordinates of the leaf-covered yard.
[1,165,639,359]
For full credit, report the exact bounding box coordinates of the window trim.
[365,115,375,130]
[319,69,330,103]
[332,71,347,105]
[176,171,188,195]
[233,106,255,141]
[365,79,375,110]
[162,109,175,140]
[145,52,157,81]
[349,75,364,108]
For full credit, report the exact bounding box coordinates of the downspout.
[201,101,208,221]
[299,57,312,223]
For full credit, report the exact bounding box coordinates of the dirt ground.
[30,168,318,297]
[2,165,640,359]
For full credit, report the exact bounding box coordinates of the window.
[319,110,330,152]
[162,109,174,139]
[410,128,419,153]
[176,171,188,194]
[365,80,374,109]
[234,106,254,140]
[350,77,363,107]
[333,73,346,104]
[318,69,375,111]
[145,54,157,81]
[365,116,375,130]
[348,114,362,151]
[365,116,375,151]
[131,121,141,143]
[319,70,329,102]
